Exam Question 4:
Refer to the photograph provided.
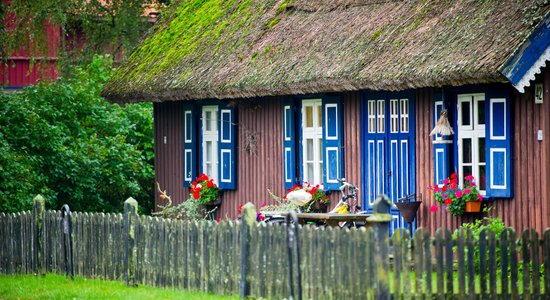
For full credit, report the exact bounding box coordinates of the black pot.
[395,201,421,223]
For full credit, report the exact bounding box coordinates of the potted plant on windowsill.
[428,173,483,216]
[190,174,221,208]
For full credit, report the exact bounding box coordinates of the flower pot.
[203,197,222,208]
[465,201,481,213]
[395,201,421,223]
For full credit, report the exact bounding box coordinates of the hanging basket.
[465,201,481,213]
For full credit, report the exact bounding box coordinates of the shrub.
[0,55,154,213]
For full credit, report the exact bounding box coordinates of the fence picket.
[487,229,497,297]
[510,228,519,299]
[456,229,466,299]
[522,229,531,297]
[544,229,550,297]
[435,228,444,299]
[530,229,540,297]
[479,229,488,297]
[500,228,512,298]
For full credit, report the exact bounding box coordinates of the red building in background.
[1,3,159,90]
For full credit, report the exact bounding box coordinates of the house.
[0,1,160,89]
[102,0,550,233]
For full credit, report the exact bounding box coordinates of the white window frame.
[202,106,219,183]
[302,99,323,184]
[457,93,486,195]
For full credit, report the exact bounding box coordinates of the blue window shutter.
[283,100,296,189]
[485,90,513,198]
[433,92,452,185]
[322,96,344,191]
[183,105,197,187]
[218,104,237,190]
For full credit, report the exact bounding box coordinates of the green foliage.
[453,214,512,273]
[0,0,167,68]
[154,197,207,221]
[0,55,154,213]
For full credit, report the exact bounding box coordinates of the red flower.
[238,204,243,215]
[198,173,208,181]
[433,185,439,192]
[193,191,200,199]
[444,198,452,205]
[323,195,327,200]
[215,218,221,223]
[206,180,214,188]
[451,173,458,179]
[450,183,457,190]
[429,205,438,213]
[192,181,197,187]
[441,185,447,192]
[259,215,265,221]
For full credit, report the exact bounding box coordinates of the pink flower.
[465,175,474,181]
[433,185,440,192]
[464,189,471,195]
[470,182,476,187]
[478,194,483,201]
[443,178,449,185]
[455,191,463,198]
[261,202,267,207]
[429,205,438,213]
[441,193,447,198]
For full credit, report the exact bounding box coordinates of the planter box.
[465,201,481,213]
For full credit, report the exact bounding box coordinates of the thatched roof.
[102,0,550,103]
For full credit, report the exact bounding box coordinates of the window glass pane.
[461,101,471,126]
[378,100,385,133]
[206,141,212,161]
[477,100,485,125]
[206,164,212,177]
[205,111,212,131]
[479,138,486,163]
[462,166,472,183]
[306,139,313,160]
[307,163,314,182]
[368,101,375,133]
[479,165,486,191]
[462,138,472,164]
[317,104,323,127]
[400,99,409,133]
[305,106,313,127]
[211,114,217,131]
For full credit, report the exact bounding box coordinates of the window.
[457,94,486,194]
[433,89,512,198]
[182,103,237,189]
[202,106,219,183]
[302,99,323,184]
[283,96,343,191]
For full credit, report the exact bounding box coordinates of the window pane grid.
[377,99,385,133]
[302,99,323,184]
[400,99,409,133]
[390,99,398,133]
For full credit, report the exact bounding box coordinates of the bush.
[0,55,154,214]
[454,215,512,273]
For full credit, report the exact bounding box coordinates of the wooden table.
[296,213,374,227]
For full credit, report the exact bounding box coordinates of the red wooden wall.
[153,95,362,218]
[416,68,550,234]
[0,22,60,87]
[154,68,550,232]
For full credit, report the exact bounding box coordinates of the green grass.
[0,274,239,300]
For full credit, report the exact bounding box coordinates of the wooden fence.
[1,196,549,299]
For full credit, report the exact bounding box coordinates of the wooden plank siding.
[154,94,363,218]
[416,68,550,234]
[154,68,550,231]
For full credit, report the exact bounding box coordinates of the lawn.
[0,274,239,300]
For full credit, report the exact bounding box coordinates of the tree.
[0,0,167,66]
[0,55,154,213]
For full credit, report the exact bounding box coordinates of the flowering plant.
[286,182,329,212]
[190,174,220,205]
[428,173,482,216]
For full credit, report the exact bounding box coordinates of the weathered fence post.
[371,194,392,300]
[286,210,302,300]
[124,197,139,287]
[239,203,256,299]
[61,204,74,279]
[32,195,45,275]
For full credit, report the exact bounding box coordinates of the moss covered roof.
[102,0,550,103]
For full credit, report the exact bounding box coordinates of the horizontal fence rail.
[1,197,549,299]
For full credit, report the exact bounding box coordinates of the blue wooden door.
[362,92,416,234]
